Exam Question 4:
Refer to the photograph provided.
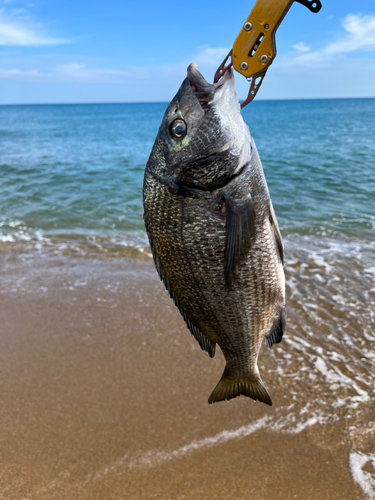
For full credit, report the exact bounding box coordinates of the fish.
[143,64,286,406]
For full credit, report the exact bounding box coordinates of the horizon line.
[1,96,375,106]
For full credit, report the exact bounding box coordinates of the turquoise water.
[1,98,374,248]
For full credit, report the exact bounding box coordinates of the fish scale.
[143,65,286,405]
[144,175,224,353]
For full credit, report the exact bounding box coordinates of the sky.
[0,0,375,104]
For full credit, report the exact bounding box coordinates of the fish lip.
[187,63,232,103]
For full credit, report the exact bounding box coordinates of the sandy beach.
[0,247,373,499]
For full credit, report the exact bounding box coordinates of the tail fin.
[208,368,272,406]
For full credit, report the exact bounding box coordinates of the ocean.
[0,98,374,498]
[1,98,375,248]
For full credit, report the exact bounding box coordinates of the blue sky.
[0,0,375,103]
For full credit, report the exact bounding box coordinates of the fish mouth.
[187,63,232,103]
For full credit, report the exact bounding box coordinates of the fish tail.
[208,367,272,406]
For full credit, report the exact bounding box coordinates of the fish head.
[148,64,251,191]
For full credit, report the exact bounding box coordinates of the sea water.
[1,98,374,496]
[1,98,374,246]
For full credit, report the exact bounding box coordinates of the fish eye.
[170,119,187,139]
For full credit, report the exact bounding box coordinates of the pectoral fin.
[224,183,255,290]
[269,203,284,265]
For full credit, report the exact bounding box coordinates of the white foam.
[85,416,272,484]
[0,234,15,242]
[92,402,341,482]
[314,356,369,402]
[272,407,336,434]
[349,452,375,499]
[131,416,271,468]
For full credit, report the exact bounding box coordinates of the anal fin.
[265,309,286,349]
[181,309,216,358]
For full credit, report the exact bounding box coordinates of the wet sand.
[0,249,371,499]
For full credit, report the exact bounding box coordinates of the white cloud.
[0,63,149,83]
[277,14,375,70]
[0,12,69,46]
[157,47,230,82]
[293,42,310,53]
[194,47,230,68]
[0,67,39,77]
[54,64,149,83]
[326,14,375,54]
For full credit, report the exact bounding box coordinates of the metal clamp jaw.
[215,0,322,108]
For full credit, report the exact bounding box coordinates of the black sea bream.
[143,64,286,405]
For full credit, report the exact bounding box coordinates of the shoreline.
[1,230,374,259]
[0,249,373,499]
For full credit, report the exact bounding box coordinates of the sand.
[0,249,366,499]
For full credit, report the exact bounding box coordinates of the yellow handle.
[232,0,321,78]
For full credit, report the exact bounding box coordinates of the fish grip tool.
[214,0,322,108]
